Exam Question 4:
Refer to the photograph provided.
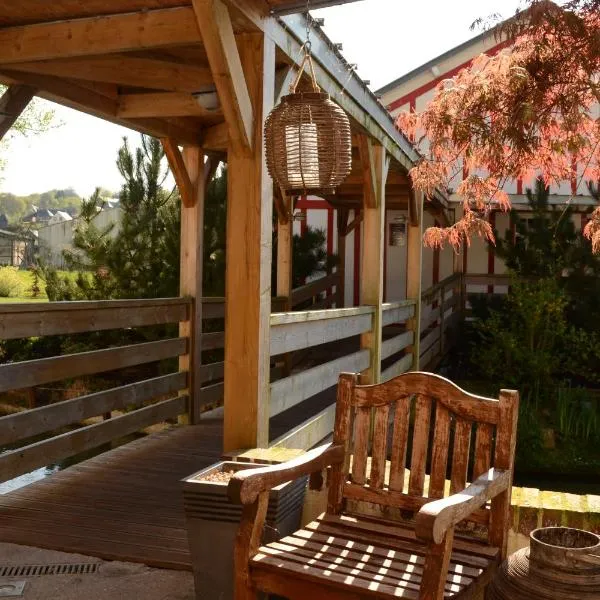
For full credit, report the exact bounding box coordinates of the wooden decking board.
[0,423,223,569]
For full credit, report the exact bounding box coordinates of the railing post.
[407,190,424,371]
[358,137,388,384]
[223,32,274,452]
[178,146,206,424]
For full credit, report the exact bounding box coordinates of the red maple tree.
[398,0,600,251]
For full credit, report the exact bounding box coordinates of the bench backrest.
[327,372,519,554]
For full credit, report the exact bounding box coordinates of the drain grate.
[0,563,100,578]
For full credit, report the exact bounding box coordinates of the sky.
[0,0,523,199]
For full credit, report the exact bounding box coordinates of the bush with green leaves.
[0,266,24,298]
[472,277,568,395]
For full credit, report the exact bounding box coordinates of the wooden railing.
[419,273,463,370]
[0,297,226,484]
[380,300,415,382]
[288,272,341,311]
[268,300,416,450]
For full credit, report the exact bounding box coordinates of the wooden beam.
[192,0,254,154]
[202,122,228,151]
[1,70,202,145]
[118,92,217,118]
[407,190,424,370]
[0,7,202,64]
[357,135,378,209]
[13,56,213,93]
[223,32,274,451]
[360,144,388,384]
[162,138,195,208]
[345,210,363,236]
[0,84,36,141]
[179,146,206,423]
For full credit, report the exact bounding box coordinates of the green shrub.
[0,266,25,298]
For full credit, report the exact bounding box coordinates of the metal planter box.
[182,460,306,600]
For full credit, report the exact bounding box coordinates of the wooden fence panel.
[0,338,187,393]
[0,395,187,483]
[270,350,370,417]
[0,372,187,446]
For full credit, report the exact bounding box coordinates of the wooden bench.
[228,372,519,599]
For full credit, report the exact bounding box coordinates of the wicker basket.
[264,50,351,197]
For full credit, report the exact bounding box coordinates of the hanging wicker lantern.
[265,49,351,197]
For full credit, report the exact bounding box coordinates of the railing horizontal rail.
[464,274,511,286]
[381,354,413,383]
[0,372,187,447]
[291,273,339,307]
[420,328,441,357]
[0,298,192,340]
[0,395,187,483]
[202,331,224,351]
[270,349,369,418]
[0,337,187,393]
[381,332,413,361]
[270,402,336,450]
[382,300,415,327]
[270,307,374,355]
[421,273,461,303]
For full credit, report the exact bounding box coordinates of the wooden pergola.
[0,0,449,453]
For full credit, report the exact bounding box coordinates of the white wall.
[38,207,122,268]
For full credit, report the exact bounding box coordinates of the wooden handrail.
[421,273,462,304]
[290,273,340,307]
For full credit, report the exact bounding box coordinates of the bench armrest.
[416,468,511,544]
[228,442,345,505]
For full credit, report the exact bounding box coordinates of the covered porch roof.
[0,0,447,215]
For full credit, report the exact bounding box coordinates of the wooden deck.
[0,421,224,570]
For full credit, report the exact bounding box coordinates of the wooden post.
[407,190,424,371]
[223,32,275,452]
[276,192,293,375]
[179,146,206,424]
[359,139,388,384]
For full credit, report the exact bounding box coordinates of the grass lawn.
[0,268,83,303]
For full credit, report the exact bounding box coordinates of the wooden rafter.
[12,56,213,94]
[336,207,350,237]
[162,138,195,208]
[274,186,292,224]
[357,135,378,209]
[1,70,201,145]
[0,84,36,141]
[345,210,363,236]
[118,93,219,119]
[192,0,254,154]
[202,122,228,151]
[0,7,201,64]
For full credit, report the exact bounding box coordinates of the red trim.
[571,157,578,195]
[294,198,332,210]
[300,208,307,237]
[387,40,510,112]
[353,210,361,306]
[488,212,496,294]
[327,207,334,297]
[517,179,523,195]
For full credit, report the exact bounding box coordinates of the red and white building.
[301,25,597,301]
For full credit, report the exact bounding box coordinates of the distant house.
[38,205,122,268]
[48,210,73,225]
[22,207,55,225]
[0,229,33,267]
